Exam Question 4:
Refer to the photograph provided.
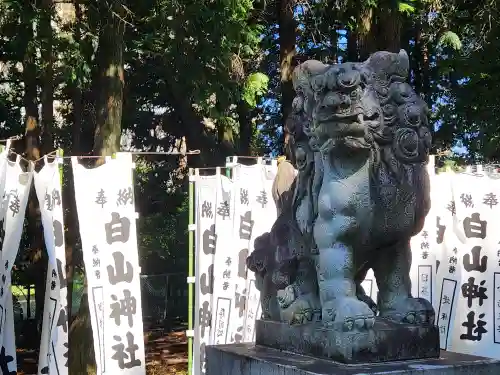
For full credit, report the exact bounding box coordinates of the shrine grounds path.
[16,327,188,375]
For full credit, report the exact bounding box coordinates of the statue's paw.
[380,297,435,325]
[277,286,296,309]
[322,297,375,331]
[356,293,378,315]
[290,308,314,325]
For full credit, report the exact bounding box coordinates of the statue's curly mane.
[286,49,432,242]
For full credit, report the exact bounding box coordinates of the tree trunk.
[376,5,402,53]
[346,29,358,62]
[237,100,252,155]
[93,14,126,158]
[22,0,47,339]
[40,0,54,154]
[69,7,126,374]
[66,0,83,321]
[279,0,296,154]
[358,7,375,61]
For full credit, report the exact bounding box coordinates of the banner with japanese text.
[242,162,277,342]
[210,174,235,346]
[35,156,68,375]
[191,160,500,372]
[193,172,218,375]
[447,172,500,358]
[73,153,145,375]
[0,155,33,373]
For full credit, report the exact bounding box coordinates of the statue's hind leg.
[373,240,435,324]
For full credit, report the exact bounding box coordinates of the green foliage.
[242,73,269,108]
[398,2,416,15]
[438,31,462,50]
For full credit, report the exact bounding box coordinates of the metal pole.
[187,168,195,375]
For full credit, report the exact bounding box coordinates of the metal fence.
[141,273,188,327]
[70,273,188,327]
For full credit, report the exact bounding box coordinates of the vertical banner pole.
[188,168,195,375]
[58,148,64,184]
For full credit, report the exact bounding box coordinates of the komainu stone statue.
[248,49,437,363]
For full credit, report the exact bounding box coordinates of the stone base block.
[206,344,500,375]
[255,318,440,363]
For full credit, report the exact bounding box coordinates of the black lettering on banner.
[8,190,19,217]
[460,311,487,341]
[231,326,243,343]
[216,201,230,220]
[460,209,489,342]
[92,245,101,280]
[198,301,212,339]
[483,192,498,208]
[105,212,131,244]
[447,200,456,215]
[437,278,457,349]
[107,252,134,285]
[240,189,249,205]
[52,189,61,206]
[45,188,62,211]
[200,342,206,374]
[0,220,5,248]
[117,187,134,206]
[0,346,16,375]
[62,342,69,367]
[201,201,213,219]
[238,249,248,278]
[111,332,142,369]
[53,219,64,247]
[460,193,474,208]
[110,289,137,328]
[57,258,67,289]
[44,193,53,211]
[461,277,488,308]
[436,217,446,244]
[200,264,214,295]
[421,238,429,260]
[463,213,487,239]
[234,287,247,318]
[239,211,253,240]
[0,274,6,297]
[448,247,458,274]
[57,306,69,333]
[222,258,232,291]
[202,225,216,255]
[463,246,488,273]
[95,188,107,208]
[92,286,105,372]
[50,268,57,291]
[256,190,268,208]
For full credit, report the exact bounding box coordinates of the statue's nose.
[319,92,350,111]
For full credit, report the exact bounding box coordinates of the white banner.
[35,156,68,375]
[193,171,218,375]
[0,155,33,373]
[226,165,255,344]
[72,153,145,375]
[243,162,277,342]
[191,160,500,364]
[447,172,500,358]
[210,174,235,345]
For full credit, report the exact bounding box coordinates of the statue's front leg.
[373,241,435,325]
[314,215,375,331]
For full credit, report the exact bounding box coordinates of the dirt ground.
[16,329,188,375]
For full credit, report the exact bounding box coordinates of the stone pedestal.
[255,318,440,363]
[206,344,500,375]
